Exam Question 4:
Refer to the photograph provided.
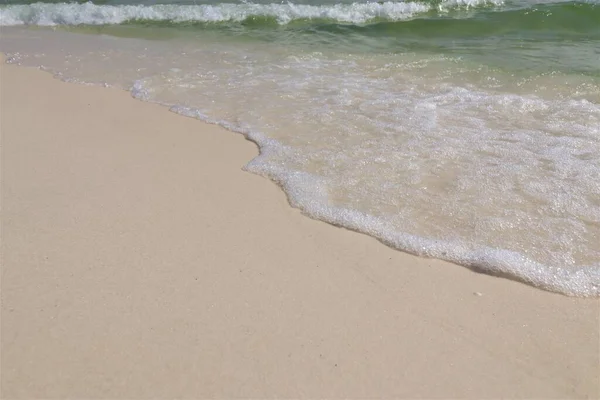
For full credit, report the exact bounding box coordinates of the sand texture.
[1,58,599,399]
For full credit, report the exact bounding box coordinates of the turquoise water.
[1,0,599,296]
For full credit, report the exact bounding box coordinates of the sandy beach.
[1,57,599,398]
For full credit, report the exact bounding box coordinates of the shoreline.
[2,56,599,398]
[1,26,598,298]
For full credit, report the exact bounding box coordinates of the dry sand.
[1,57,599,399]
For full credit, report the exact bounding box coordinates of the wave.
[336,2,600,37]
[0,0,504,26]
[166,101,600,298]
[2,0,598,37]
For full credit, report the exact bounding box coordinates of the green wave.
[114,1,600,38]
[26,0,597,75]
[356,2,600,36]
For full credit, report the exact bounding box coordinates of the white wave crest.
[0,0,501,26]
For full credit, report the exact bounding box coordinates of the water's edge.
[5,53,598,298]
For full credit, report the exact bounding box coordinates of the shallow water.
[1,0,599,296]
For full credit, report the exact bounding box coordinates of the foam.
[0,0,502,26]
[167,102,600,297]
[128,55,600,298]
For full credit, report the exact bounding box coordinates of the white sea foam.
[128,49,600,297]
[168,103,600,298]
[0,0,503,26]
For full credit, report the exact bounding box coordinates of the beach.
[1,56,599,398]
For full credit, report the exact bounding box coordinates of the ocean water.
[1,0,599,296]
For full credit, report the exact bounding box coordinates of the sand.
[1,56,599,399]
